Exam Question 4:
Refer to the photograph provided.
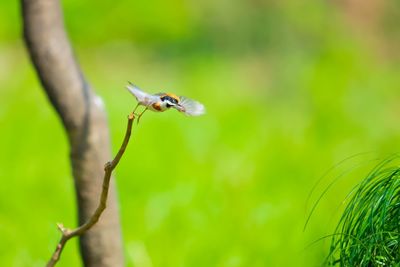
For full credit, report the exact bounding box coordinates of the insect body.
[126,82,205,122]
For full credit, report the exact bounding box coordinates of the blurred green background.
[1,0,400,266]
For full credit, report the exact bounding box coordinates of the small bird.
[126,82,205,122]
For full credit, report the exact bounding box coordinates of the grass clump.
[327,157,400,266]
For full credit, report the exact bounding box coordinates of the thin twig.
[46,112,135,267]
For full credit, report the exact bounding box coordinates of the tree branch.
[21,0,124,265]
[47,113,135,267]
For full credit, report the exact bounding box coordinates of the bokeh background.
[1,0,400,266]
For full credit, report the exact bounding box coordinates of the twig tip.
[56,223,65,232]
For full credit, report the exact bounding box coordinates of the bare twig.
[47,113,135,267]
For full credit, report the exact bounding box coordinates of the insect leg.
[132,103,140,115]
[137,106,148,124]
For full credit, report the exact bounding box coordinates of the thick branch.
[21,0,124,266]
[47,113,135,267]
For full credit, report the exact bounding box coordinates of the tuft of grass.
[327,156,400,266]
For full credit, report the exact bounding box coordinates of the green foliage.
[327,157,400,266]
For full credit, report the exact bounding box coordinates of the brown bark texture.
[21,0,124,266]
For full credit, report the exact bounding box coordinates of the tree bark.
[21,0,124,266]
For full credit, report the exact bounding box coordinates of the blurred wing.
[178,96,205,116]
[126,82,158,104]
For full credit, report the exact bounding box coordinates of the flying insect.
[126,82,205,122]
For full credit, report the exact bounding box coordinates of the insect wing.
[126,82,158,104]
[178,96,205,116]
